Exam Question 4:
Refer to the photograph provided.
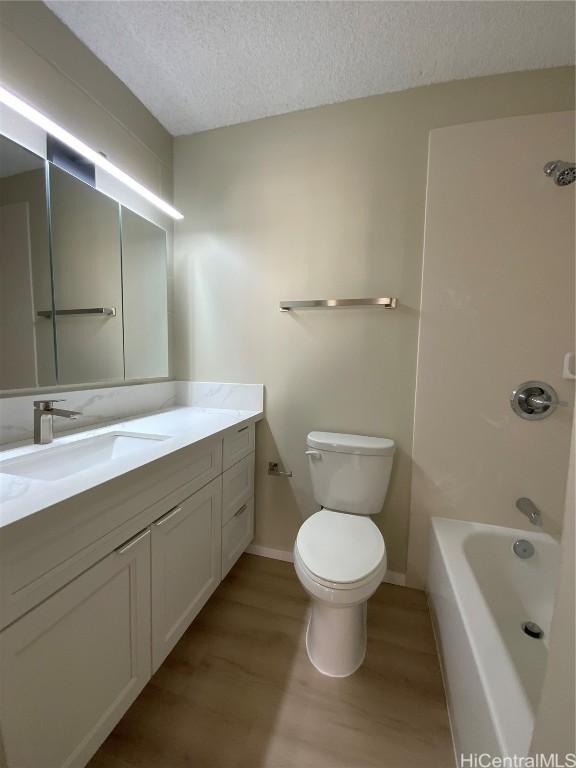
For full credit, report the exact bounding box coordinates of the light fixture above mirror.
[0,85,183,220]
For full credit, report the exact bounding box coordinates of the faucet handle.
[526,394,569,409]
[33,399,64,410]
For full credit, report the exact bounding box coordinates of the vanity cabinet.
[151,477,222,671]
[0,421,256,768]
[0,436,223,630]
[0,529,152,768]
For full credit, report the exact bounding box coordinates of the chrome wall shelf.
[37,307,117,318]
[279,297,398,312]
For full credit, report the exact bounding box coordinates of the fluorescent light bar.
[0,86,183,220]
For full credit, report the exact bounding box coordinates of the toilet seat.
[294,548,385,593]
[295,509,386,588]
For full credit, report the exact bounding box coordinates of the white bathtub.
[427,517,559,762]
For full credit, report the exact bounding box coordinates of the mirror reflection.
[121,208,168,380]
[49,165,124,385]
[0,136,56,389]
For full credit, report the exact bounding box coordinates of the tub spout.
[515,497,542,527]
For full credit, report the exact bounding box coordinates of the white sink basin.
[0,432,170,481]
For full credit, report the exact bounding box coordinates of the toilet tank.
[306,432,395,516]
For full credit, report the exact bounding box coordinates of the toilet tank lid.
[307,432,395,456]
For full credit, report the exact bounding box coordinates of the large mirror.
[0,134,170,392]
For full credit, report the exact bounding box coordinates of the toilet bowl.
[294,432,395,677]
[294,509,386,676]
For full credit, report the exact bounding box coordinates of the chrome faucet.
[33,400,82,445]
[515,497,543,527]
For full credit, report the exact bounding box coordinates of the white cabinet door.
[151,477,222,672]
[0,529,151,768]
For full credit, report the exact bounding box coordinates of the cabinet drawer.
[222,452,255,525]
[0,529,151,768]
[223,422,255,470]
[222,497,254,578]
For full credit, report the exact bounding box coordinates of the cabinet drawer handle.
[237,426,249,433]
[154,506,182,527]
[234,504,247,518]
[116,529,150,555]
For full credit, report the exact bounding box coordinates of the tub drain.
[513,539,535,559]
[522,621,544,639]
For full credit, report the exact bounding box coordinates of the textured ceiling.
[45,1,575,136]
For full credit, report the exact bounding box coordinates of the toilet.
[294,431,395,677]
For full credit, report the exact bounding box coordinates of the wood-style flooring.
[88,554,453,768]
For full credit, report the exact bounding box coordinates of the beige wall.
[407,111,575,586]
[530,420,575,759]
[0,1,172,199]
[173,68,575,573]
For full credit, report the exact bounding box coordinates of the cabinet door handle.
[116,528,150,555]
[153,505,182,527]
[234,504,247,518]
[237,426,249,433]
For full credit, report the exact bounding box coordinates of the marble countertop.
[0,406,263,529]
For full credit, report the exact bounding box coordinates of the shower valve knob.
[511,380,570,420]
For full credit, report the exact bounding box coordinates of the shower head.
[543,160,576,186]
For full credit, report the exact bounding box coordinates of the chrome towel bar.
[279,298,398,312]
[37,307,117,318]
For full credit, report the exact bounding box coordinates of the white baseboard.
[246,545,406,586]
[245,544,294,562]
[382,570,406,586]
